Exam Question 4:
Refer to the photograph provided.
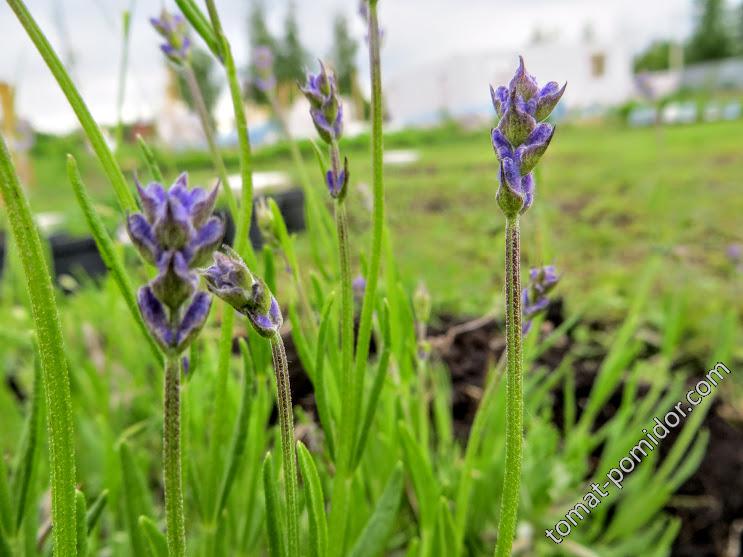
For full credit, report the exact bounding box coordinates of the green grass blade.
[0,126,77,557]
[0,524,11,557]
[75,490,88,557]
[138,516,168,557]
[399,422,437,532]
[174,0,221,58]
[214,339,255,517]
[263,453,286,557]
[66,155,162,362]
[0,456,12,537]
[297,442,328,557]
[352,301,392,468]
[7,0,137,213]
[314,293,338,461]
[85,489,108,534]
[12,351,43,531]
[119,442,150,556]
[136,135,165,183]
[348,462,404,557]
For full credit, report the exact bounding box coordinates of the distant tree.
[329,13,359,95]
[685,0,734,63]
[275,1,307,96]
[177,48,221,120]
[633,40,672,73]
[738,1,743,54]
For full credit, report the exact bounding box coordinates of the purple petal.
[175,292,212,351]
[190,181,220,228]
[491,128,514,161]
[520,173,535,213]
[490,85,508,117]
[138,285,174,349]
[136,179,166,223]
[185,217,224,267]
[127,213,160,264]
[517,123,554,175]
[536,82,566,121]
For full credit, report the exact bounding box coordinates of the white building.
[385,39,636,127]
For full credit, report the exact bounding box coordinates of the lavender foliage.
[491,57,565,217]
[127,173,223,354]
[203,248,283,338]
[522,265,559,334]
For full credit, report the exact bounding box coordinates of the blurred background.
[1,1,743,555]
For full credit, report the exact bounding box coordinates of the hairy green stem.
[271,335,300,556]
[351,0,385,461]
[0,134,77,556]
[163,355,185,557]
[495,217,523,557]
[7,0,137,213]
[182,61,237,218]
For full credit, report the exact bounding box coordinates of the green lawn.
[19,120,743,357]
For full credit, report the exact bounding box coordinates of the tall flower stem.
[270,335,300,556]
[163,355,186,557]
[351,0,385,450]
[495,217,523,557]
[0,134,77,556]
[182,62,238,218]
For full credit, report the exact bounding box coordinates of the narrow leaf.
[85,489,109,534]
[297,442,328,557]
[138,516,168,557]
[263,453,286,557]
[136,135,164,182]
[119,442,150,556]
[75,490,88,557]
[348,462,404,557]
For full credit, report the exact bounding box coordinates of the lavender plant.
[490,57,565,557]
[202,248,300,555]
[127,173,224,556]
[299,60,358,549]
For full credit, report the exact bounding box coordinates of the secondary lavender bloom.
[150,10,191,64]
[491,57,566,218]
[522,265,559,335]
[127,173,223,354]
[727,243,742,262]
[300,62,343,144]
[359,0,384,43]
[203,248,283,338]
[252,45,276,93]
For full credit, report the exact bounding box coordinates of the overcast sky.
[2,0,696,133]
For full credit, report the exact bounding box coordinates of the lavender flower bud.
[252,46,276,93]
[127,173,223,354]
[413,282,432,326]
[522,265,559,335]
[255,197,278,248]
[300,61,343,144]
[150,9,191,65]
[490,57,565,218]
[203,248,283,338]
[326,156,349,199]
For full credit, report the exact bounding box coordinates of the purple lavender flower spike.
[252,46,276,93]
[203,248,284,338]
[491,57,565,217]
[300,62,343,144]
[522,265,560,335]
[325,156,349,199]
[127,173,223,355]
[151,9,191,65]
